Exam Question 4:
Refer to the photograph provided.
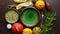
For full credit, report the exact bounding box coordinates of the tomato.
[12,23,24,33]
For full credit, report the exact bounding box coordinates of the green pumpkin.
[33,27,41,34]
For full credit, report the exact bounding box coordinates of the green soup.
[21,9,38,26]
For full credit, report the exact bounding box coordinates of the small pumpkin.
[33,27,41,34]
[22,28,32,34]
[35,0,45,10]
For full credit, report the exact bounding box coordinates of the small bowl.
[20,7,42,27]
[5,8,19,24]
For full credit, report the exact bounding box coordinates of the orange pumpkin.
[35,0,45,10]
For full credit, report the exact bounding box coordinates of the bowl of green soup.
[20,7,42,27]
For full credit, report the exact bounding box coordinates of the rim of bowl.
[5,8,19,24]
[20,7,42,27]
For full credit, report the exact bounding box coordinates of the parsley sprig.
[41,11,57,34]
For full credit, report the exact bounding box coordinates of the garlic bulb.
[7,24,12,29]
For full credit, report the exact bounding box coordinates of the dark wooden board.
[0,0,60,34]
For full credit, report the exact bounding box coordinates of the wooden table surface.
[0,0,60,34]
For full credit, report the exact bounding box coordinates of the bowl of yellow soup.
[5,8,19,24]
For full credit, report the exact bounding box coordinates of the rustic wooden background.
[0,0,60,34]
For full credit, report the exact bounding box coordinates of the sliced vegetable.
[14,0,27,3]
[16,1,33,10]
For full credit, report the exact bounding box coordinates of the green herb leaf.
[41,11,57,34]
